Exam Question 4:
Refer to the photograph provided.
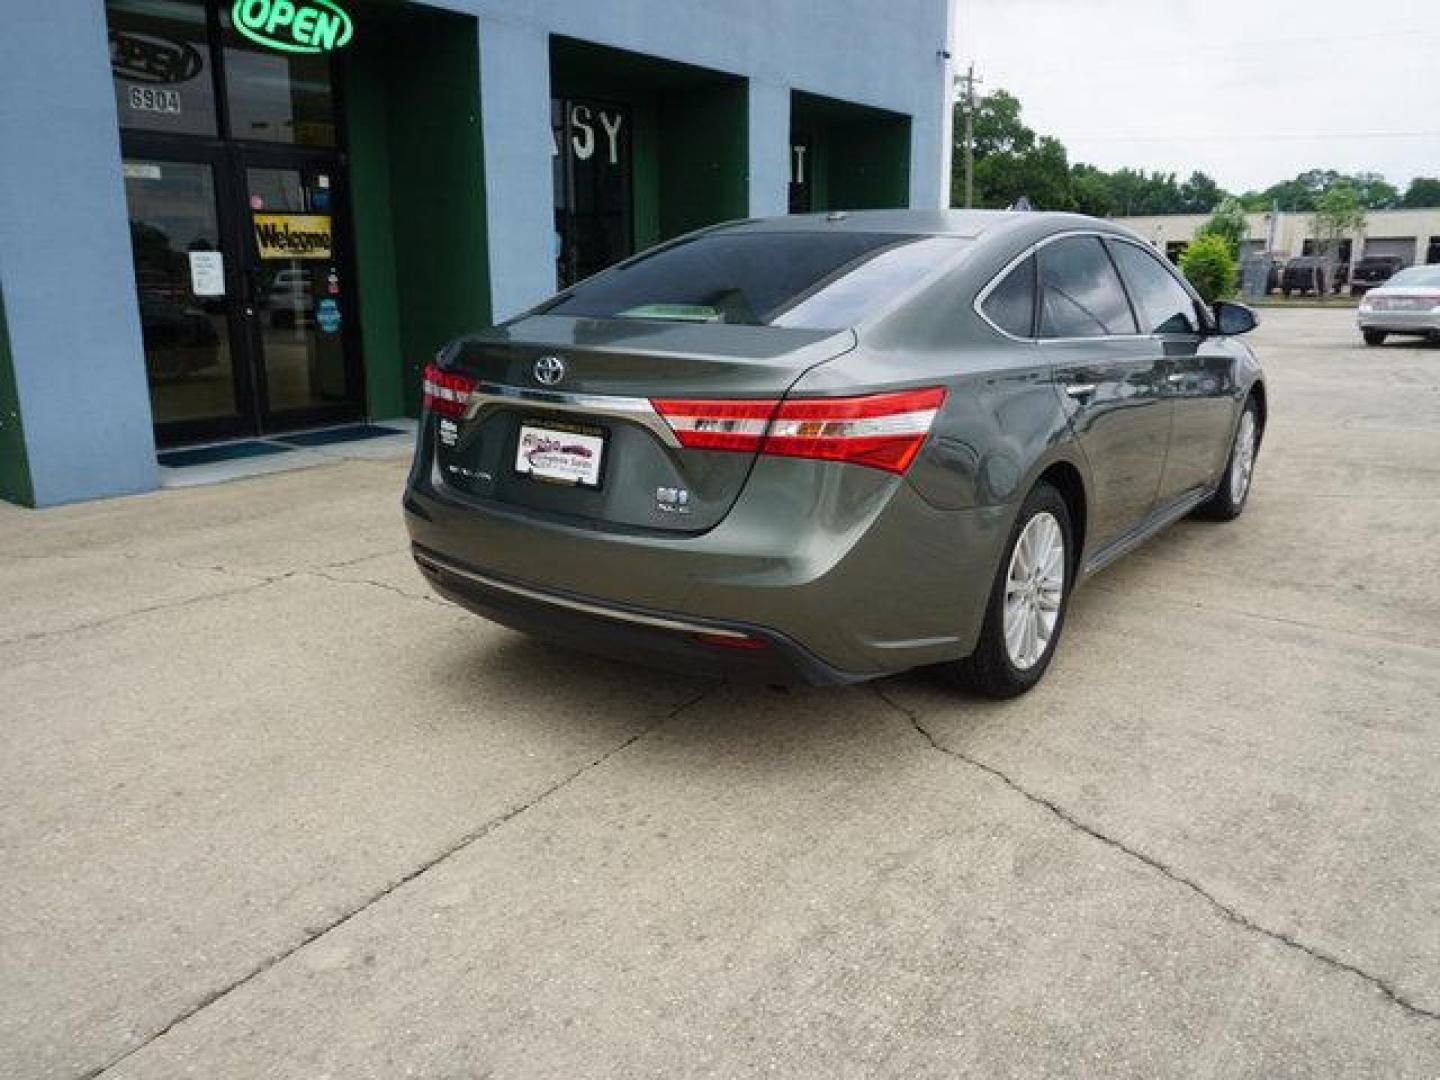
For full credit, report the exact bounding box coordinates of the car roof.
[718,208,1133,243]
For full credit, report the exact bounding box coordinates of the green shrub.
[1197,197,1247,259]
[1179,233,1236,303]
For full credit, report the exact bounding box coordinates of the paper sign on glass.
[188,251,225,297]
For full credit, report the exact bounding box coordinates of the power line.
[1070,131,1440,144]
[976,27,1440,78]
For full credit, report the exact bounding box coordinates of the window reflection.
[222,15,337,146]
[108,0,218,137]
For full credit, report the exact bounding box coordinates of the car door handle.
[1062,383,1097,399]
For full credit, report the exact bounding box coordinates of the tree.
[1179,234,1237,303]
[1401,177,1440,208]
[1350,172,1400,209]
[1312,182,1366,262]
[968,89,1034,158]
[1196,197,1248,258]
[947,86,1415,221]
[1069,163,1116,216]
[951,90,1074,210]
[972,136,1074,211]
[1178,171,1224,213]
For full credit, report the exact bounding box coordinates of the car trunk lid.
[429,315,854,533]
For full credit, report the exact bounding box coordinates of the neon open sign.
[232,0,353,55]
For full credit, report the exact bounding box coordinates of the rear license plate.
[514,420,605,488]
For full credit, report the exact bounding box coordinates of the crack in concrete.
[79,684,716,1080]
[0,578,285,649]
[870,683,1440,1026]
[300,567,453,610]
[0,548,424,649]
[0,542,403,578]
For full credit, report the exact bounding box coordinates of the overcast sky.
[952,0,1440,192]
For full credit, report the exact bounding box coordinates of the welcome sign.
[254,213,333,259]
[232,0,354,55]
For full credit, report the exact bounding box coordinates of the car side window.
[981,254,1036,337]
[1037,236,1138,338]
[1107,240,1199,335]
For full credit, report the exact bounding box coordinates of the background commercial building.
[1113,208,1440,269]
[0,0,955,507]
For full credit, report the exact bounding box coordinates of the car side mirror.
[1212,300,1257,336]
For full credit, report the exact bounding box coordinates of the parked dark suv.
[1282,255,1339,297]
[1350,255,1406,296]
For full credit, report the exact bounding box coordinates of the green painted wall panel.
[792,92,911,212]
[0,289,34,506]
[828,117,911,209]
[342,37,404,421]
[659,82,748,239]
[386,22,489,416]
[341,9,487,419]
[631,101,661,252]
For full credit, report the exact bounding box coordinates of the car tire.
[1195,397,1261,522]
[1363,330,1387,346]
[1282,288,1292,298]
[951,482,1073,699]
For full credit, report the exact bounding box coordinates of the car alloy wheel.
[1229,409,1257,506]
[1002,510,1066,671]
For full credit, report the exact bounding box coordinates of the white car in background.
[265,268,315,328]
[1357,265,1440,346]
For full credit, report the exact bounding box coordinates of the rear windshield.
[540,231,963,330]
[1387,265,1440,287]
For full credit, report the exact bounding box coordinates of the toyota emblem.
[533,355,566,386]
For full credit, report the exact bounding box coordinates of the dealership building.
[0,0,954,507]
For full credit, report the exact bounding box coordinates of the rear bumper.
[413,545,865,685]
[404,444,1013,678]
[1357,310,1440,333]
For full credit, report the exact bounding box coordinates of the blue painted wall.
[0,0,158,506]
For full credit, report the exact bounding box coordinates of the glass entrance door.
[242,155,360,426]
[120,145,362,445]
[122,152,252,443]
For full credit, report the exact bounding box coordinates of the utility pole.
[958,64,982,208]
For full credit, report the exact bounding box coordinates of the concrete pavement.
[2,308,1438,1078]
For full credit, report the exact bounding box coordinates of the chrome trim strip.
[461,381,680,447]
[414,551,750,639]
[1081,486,1211,578]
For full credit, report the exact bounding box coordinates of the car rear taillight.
[653,387,945,474]
[766,388,947,473]
[646,398,777,452]
[422,363,476,419]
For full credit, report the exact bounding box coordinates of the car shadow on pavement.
[426,626,1018,773]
